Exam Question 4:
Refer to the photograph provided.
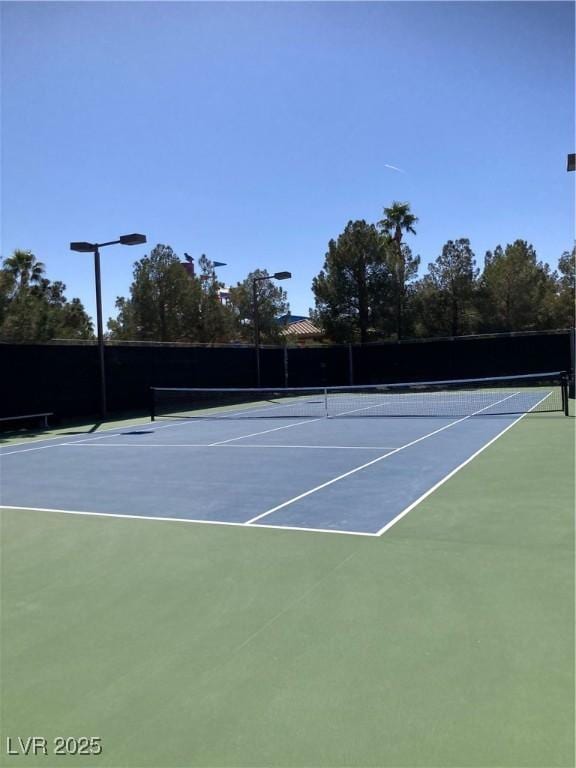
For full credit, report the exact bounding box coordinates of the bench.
[0,412,53,428]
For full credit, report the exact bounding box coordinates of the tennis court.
[0,372,573,767]
[0,373,568,535]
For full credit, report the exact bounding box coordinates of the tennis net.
[150,371,569,420]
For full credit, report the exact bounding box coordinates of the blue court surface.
[0,392,547,536]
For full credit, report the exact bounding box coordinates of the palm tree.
[3,249,46,292]
[378,202,418,339]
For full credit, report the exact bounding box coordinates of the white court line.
[205,394,445,446]
[0,419,191,454]
[61,442,396,450]
[208,417,324,445]
[375,391,554,536]
[0,401,313,453]
[197,390,496,447]
[0,412,314,455]
[0,388,544,455]
[0,505,378,538]
[0,419,159,450]
[245,392,521,525]
[0,405,325,455]
[0,391,552,538]
[0,431,130,456]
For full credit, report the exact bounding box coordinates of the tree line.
[313,202,574,342]
[0,250,93,341]
[106,248,289,344]
[1,201,573,344]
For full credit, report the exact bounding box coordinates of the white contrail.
[384,163,405,173]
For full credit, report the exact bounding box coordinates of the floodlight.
[119,233,147,246]
[70,241,96,253]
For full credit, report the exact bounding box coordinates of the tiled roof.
[280,319,323,337]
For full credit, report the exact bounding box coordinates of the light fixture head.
[273,271,292,280]
[119,233,147,246]
[70,241,96,253]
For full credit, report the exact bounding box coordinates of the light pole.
[70,233,147,419]
[567,154,575,399]
[252,271,291,386]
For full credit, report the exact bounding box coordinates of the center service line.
[208,417,324,445]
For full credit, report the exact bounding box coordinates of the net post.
[150,388,156,421]
[348,343,354,385]
[561,373,569,416]
[570,328,575,400]
[324,387,329,418]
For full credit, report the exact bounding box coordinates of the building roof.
[279,319,323,338]
[277,313,308,325]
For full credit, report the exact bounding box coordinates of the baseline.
[0,504,378,538]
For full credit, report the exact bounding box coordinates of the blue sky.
[1,1,574,326]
